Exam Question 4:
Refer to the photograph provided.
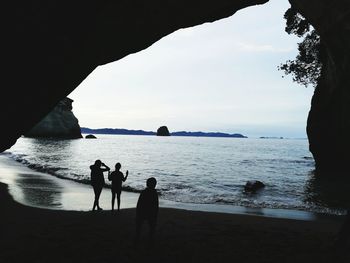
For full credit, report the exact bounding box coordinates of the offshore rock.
[157,126,170,136]
[244,180,265,193]
[85,134,97,139]
[25,98,82,139]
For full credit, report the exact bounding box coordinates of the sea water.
[3,135,348,215]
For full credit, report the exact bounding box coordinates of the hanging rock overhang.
[2,0,268,152]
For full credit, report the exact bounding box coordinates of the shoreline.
[0,154,341,221]
[0,180,348,262]
[1,155,349,262]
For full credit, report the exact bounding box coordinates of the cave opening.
[8,0,347,214]
[70,0,313,139]
[2,1,350,261]
[2,0,350,214]
[57,0,350,212]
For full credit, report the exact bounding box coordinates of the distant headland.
[81,127,247,138]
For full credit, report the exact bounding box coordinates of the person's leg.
[148,218,157,243]
[92,185,98,211]
[135,216,144,244]
[96,186,103,210]
[111,190,116,211]
[117,191,121,211]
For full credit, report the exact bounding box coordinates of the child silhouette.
[135,177,159,244]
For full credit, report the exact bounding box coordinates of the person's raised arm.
[123,170,129,181]
[101,162,110,172]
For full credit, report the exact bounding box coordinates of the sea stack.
[157,126,170,136]
[25,98,82,139]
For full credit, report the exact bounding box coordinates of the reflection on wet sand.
[14,173,63,209]
[0,154,139,211]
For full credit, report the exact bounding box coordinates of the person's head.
[94,160,102,167]
[146,177,157,189]
[115,162,121,170]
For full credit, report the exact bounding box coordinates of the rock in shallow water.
[244,180,265,193]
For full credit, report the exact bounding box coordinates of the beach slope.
[0,183,348,263]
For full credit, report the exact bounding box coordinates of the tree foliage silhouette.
[279,8,322,88]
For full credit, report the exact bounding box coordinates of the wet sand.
[0,154,140,211]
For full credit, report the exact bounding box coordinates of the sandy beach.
[0,157,349,262]
[0,182,348,263]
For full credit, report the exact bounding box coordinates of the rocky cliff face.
[25,98,82,139]
[290,0,350,175]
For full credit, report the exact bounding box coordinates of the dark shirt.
[109,171,127,190]
[136,188,159,220]
[90,165,107,187]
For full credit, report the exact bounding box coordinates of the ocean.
[2,135,348,215]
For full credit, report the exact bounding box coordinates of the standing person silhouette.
[108,162,129,211]
[135,177,159,244]
[90,160,110,211]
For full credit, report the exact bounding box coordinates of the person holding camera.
[90,159,110,211]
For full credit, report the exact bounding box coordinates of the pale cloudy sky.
[69,0,314,138]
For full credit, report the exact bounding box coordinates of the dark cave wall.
[290,0,350,174]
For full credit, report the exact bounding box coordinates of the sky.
[69,0,314,138]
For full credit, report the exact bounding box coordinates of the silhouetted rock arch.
[2,0,350,176]
[2,0,268,152]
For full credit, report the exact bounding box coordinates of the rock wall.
[25,98,82,139]
[290,0,350,175]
